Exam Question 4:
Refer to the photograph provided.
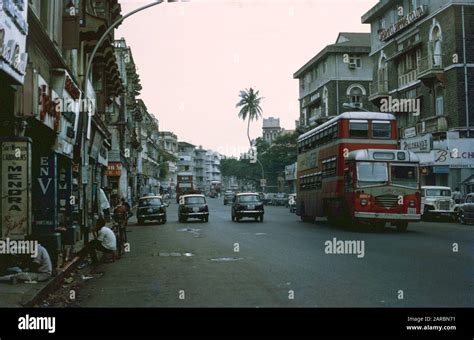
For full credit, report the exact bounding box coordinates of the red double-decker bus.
[296,112,421,231]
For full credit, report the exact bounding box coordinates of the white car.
[421,186,455,220]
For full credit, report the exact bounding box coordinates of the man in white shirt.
[87,217,117,264]
[0,244,52,284]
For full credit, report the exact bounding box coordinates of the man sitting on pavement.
[87,216,117,264]
[0,243,53,285]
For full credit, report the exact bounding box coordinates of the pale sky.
[117,0,378,156]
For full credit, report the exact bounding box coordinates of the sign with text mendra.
[379,6,427,41]
[1,139,31,239]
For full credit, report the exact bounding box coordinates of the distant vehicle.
[456,193,474,224]
[272,193,288,206]
[208,191,218,198]
[137,195,168,225]
[421,186,455,220]
[265,193,277,205]
[231,193,264,222]
[176,172,194,203]
[288,194,296,213]
[178,194,209,223]
[223,191,235,205]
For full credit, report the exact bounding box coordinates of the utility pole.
[76,0,167,244]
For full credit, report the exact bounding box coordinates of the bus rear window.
[349,121,368,138]
[372,121,391,139]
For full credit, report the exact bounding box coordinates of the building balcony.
[417,115,448,134]
[417,55,445,82]
[398,69,418,88]
[369,80,389,101]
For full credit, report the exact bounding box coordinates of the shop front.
[402,131,474,193]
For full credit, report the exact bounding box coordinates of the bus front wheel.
[396,222,408,232]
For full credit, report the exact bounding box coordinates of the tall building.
[194,147,207,191]
[362,0,474,190]
[205,150,222,193]
[159,131,178,191]
[262,117,282,144]
[294,32,376,130]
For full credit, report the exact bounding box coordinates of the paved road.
[77,198,474,307]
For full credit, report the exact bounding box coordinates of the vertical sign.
[1,139,31,239]
[33,152,58,232]
[58,159,72,223]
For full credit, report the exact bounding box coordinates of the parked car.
[231,193,264,222]
[223,191,235,205]
[456,193,474,224]
[137,195,168,225]
[421,186,455,221]
[272,193,288,206]
[265,193,277,205]
[179,194,209,223]
[288,194,296,213]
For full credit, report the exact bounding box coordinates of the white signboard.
[0,0,28,84]
[1,140,31,239]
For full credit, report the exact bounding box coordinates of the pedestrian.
[452,187,462,204]
[87,216,117,264]
[0,244,52,284]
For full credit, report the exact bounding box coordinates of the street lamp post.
[77,0,166,243]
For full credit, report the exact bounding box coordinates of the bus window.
[390,164,418,188]
[372,121,391,139]
[349,120,369,138]
[356,162,388,187]
[344,168,353,191]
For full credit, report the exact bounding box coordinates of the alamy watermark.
[324,237,365,258]
[380,96,420,116]
[0,238,38,258]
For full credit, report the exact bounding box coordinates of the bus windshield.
[356,162,388,187]
[390,164,418,188]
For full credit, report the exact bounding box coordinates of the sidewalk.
[0,240,87,307]
[0,213,138,307]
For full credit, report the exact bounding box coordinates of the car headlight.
[409,200,416,207]
[360,199,368,206]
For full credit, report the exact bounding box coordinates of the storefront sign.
[404,127,416,138]
[107,162,122,177]
[401,134,432,153]
[0,0,28,84]
[432,166,449,174]
[1,139,31,239]
[33,153,58,232]
[379,6,427,41]
[37,75,61,132]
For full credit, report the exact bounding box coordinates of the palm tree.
[236,88,263,146]
[236,88,265,188]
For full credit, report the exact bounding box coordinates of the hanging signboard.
[0,138,31,239]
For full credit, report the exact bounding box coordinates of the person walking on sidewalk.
[86,217,117,264]
[0,244,52,284]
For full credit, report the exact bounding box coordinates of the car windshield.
[139,198,162,206]
[426,189,451,197]
[238,195,260,203]
[185,196,206,204]
[356,162,388,187]
[390,165,418,188]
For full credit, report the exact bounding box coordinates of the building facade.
[294,32,376,131]
[159,131,178,191]
[362,0,474,191]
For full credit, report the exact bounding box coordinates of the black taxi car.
[231,193,264,222]
[178,194,209,223]
[137,195,168,225]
